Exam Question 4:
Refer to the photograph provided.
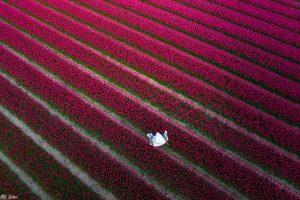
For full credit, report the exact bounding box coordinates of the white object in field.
[147,131,168,147]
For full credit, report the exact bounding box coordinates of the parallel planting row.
[1,0,299,199]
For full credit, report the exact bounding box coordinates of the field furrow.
[0,155,39,199]
[35,0,300,125]
[1,22,300,190]
[174,0,300,34]
[2,1,300,156]
[142,0,300,50]
[106,0,300,64]
[240,0,300,19]
[0,47,238,199]
[0,107,102,199]
[1,0,299,198]
[69,0,300,98]
[209,0,300,23]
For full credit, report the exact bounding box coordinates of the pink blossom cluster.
[1,32,299,199]
[107,0,300,64]
[2,21,300,189]
[0,112,98,199]
[37,0,300,125]
[70,0,300,99]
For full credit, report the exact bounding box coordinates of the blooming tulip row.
[2,1,299,154]
[69,0,300,100]
[0,112,99,199]
[2,22,300,189]
[239,0,300,20]
[106,0,300,64]
[0,47,234,200]
[1,32,299,199]
[174,0,299,34]
[35,0,300,125]
[208,0,300,30]
[271,0,300,10]
[142,0,300,49]
[0,149,39,199]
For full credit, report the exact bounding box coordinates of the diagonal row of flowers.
[170,0,300,35]
[33,0,300,126]
[0,149,39,199]
[0,113,101,199]
[142,0,300,31]
[72,0,300,83]
[1,31,299,199]
[1,13,299,189]
[7,0,300,104]
[104,0,300,63]
[0,50,234,200]
[205,0,300,24]
[1,1,299,151]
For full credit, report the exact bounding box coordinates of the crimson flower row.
[4,1,300,152]
[2,22,300,189]
[0,48,232,200]
[71,0,300,100]
[242,0,300,19]
[210,0,300,29]
[36,0,300,125]
[0,112,99,199]
[143,0,300,50]
[1,6,298,156]
[0,145,39,199]
[271,0,300,10]
[107,0,300,64]
[175,0,299,34]
[2,34,299,199]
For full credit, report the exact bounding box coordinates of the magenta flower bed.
[0,113,100,199]
[0,76,169,200]
[238,0,300,19]
[1,35,300,199]
[1,3,299,157]
[0,154,39,199]
[175,0,300,34]
[209,0,300,29]
[2,22,300,189]
[70,0,300,98]
[1,0,299,199]
[142,0,300,48]
[107,0,300,64]
[36,0,300,126]
[0,47,234,200]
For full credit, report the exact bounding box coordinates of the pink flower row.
[0,46,233,200]
[0,142,39,199]
[211,0,300,23]
[71,0,300,100]
[2,21,300,189]
[2,20,300,199]
[2,0,299,153]
[108,0,300,64]
[0,109,98,199]
[175,0,299,33]
[142,0,300,50]
[271,0,300,10]
[241,0,300,19]
[38,0,299,126]
[0,74,169,199]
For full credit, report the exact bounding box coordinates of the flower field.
[0,0,299,199]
